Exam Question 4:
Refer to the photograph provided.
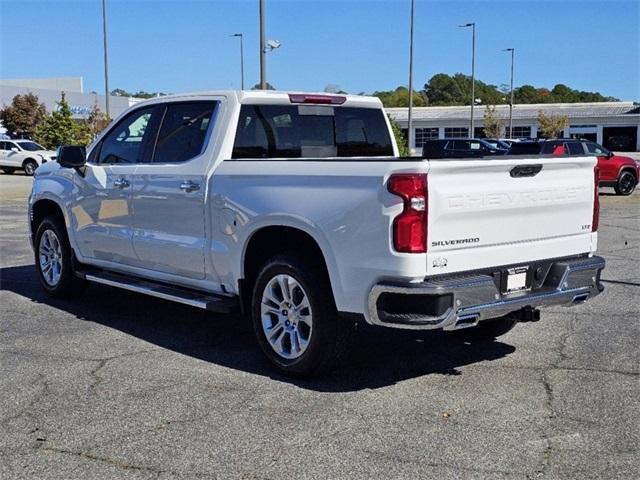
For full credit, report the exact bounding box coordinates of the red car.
[542,139,640,196]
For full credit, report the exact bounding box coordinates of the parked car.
[483,139,511,151]
[507,140,542,155]
[29,91,605,376]
[0,140,57,175]
[542,139,639,195]
[422,138,508,158]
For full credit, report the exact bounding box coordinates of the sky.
[1,0,639,100]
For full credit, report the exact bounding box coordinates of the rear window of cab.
[232,105,394,159]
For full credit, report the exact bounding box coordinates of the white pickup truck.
[29,90,605,375]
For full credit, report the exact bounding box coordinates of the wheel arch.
[22,157,38,168]
[240,225,340,315]
[30,198,66,245]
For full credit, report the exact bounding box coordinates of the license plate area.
[501,266,531,294]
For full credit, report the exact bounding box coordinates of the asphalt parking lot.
[1,172,638,480]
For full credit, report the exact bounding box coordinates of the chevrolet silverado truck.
[29,91,605,375]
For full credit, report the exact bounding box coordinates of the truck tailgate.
[426,156,597,275]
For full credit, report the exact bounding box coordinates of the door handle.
[114,177,130,189]
[180,180,200,192]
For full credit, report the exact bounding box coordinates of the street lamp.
[407,0,416,155]
[459,22,476,136]
[259,0,266,89]
[503,48,515,139]
[101,0,110,118]
[230,33,245,90]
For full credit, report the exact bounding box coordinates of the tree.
[0,93,47,138]
[483,106,503,138]
[251,83,276,90]
[34,92,93,149]
[387,115,409,156]
[86,103,111,138]
[537,110,569,139]
[373,87,426,107]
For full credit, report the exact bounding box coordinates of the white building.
[0,77,142,135]
[387,102,640,152]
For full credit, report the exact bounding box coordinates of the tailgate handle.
[510,164,543,178]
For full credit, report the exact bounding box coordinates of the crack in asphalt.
[36,445,218,479]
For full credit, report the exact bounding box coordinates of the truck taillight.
[288,93,346,105]
[592,166,600,232]
[388,174,427,253]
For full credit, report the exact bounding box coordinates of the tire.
[34,216,87,298]
[23,159,38,176]
[1,167,16,174]
[614,171,637,196]
[451,314,518,342]
[251,254,350,377]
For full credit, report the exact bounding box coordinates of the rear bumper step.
[367,255,605,330]
[83,271,238,313]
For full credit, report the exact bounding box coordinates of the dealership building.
[0,77,141,135]
[387,102,640,152]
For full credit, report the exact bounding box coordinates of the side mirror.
[606,151,614,158]
[10,147,19,152]
[58,145,86,168]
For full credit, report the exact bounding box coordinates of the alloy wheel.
[260,274,313,360]
[39,229,63,286]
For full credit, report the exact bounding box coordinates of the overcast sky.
[1,0,638,100]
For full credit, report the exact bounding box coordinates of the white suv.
[0,139,57,175]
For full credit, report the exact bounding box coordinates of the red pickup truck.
[544,139,640,195]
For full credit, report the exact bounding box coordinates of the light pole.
[259,0,266,89]
[101,0,110,118]
[407,0,415,155]
[503,48,515,138]
[459,22,476,136]
[231,33,245,90]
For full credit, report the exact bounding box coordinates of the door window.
[152,101,217,163]
[567,142,585,155]
[97,106,159,164]
[586,142,609,156]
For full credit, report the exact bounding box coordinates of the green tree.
[387,115,409,156]
[373,86,426,108]
[424,73,465,105]
[34,92,93,149]
[0,93,47,138]
[483,106,503,138]
[536,110,569,139]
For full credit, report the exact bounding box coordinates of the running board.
[84,272,238,313]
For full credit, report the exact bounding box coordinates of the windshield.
[16,141,45,151]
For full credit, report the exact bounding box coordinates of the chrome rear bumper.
[367,255,605,330]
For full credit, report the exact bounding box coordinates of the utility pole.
[503,48,515,138]
[259,0,266,89]
[232,33,245,90]
[459,22,476,136]
[101,0,110,118]
[407,0,415,155]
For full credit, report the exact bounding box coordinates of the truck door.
[70,105,162,265]
[131,100,219,280]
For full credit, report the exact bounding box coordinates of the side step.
[84,271,238,313]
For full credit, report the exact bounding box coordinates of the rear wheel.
[1,167,16,174]
[614,171,636,196]
[34,216,86,297]
[251,254,349,377]
[23,159,38,176]
[451,314,518,342]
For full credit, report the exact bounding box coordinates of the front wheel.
[251,254,349,377]
[614,171,636,196]
[34,216,87,297]
[23,159,38,176]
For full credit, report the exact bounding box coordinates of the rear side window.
[153,102,217,163]
[232,105,393,158]
[567,142,585,155]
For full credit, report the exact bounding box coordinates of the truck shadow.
[1,264,515,392]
